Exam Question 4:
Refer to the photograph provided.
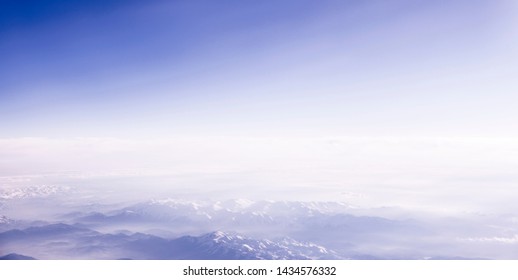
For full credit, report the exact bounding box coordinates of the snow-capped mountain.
[179,231,343,260]
[72,199,356,232]
[149,198,354,216]
[0,223,342,260]
[0,185,70,200]
[0,195,504,259]
[67,198,421,252]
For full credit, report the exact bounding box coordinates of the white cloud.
[1,136,518,213]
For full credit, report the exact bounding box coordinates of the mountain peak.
[204,231,244,243]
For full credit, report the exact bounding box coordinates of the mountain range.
[0,223,343,260]
[0,186,509,259]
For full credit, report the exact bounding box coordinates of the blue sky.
[1,0,516,138]
[1,1,518,209]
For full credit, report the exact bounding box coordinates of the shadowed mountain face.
[0,253,36,260]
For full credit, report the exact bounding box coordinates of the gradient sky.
[1,0,517,138]
[1,1,518,211]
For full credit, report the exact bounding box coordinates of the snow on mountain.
[187,231,343,260]
[0,185,70,200]
[67,199,365,241]
[74,199,353,227]
[145,199,352,215]
[0,196,497,259]
[63,198,428,255]
[0,223,342,260]
[0,215,12,224]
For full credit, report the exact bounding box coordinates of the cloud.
[461,235,518,244]
[1,136,518,213]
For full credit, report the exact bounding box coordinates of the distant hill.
[0,253,36,260]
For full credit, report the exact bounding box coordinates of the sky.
[1,1,518,211]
